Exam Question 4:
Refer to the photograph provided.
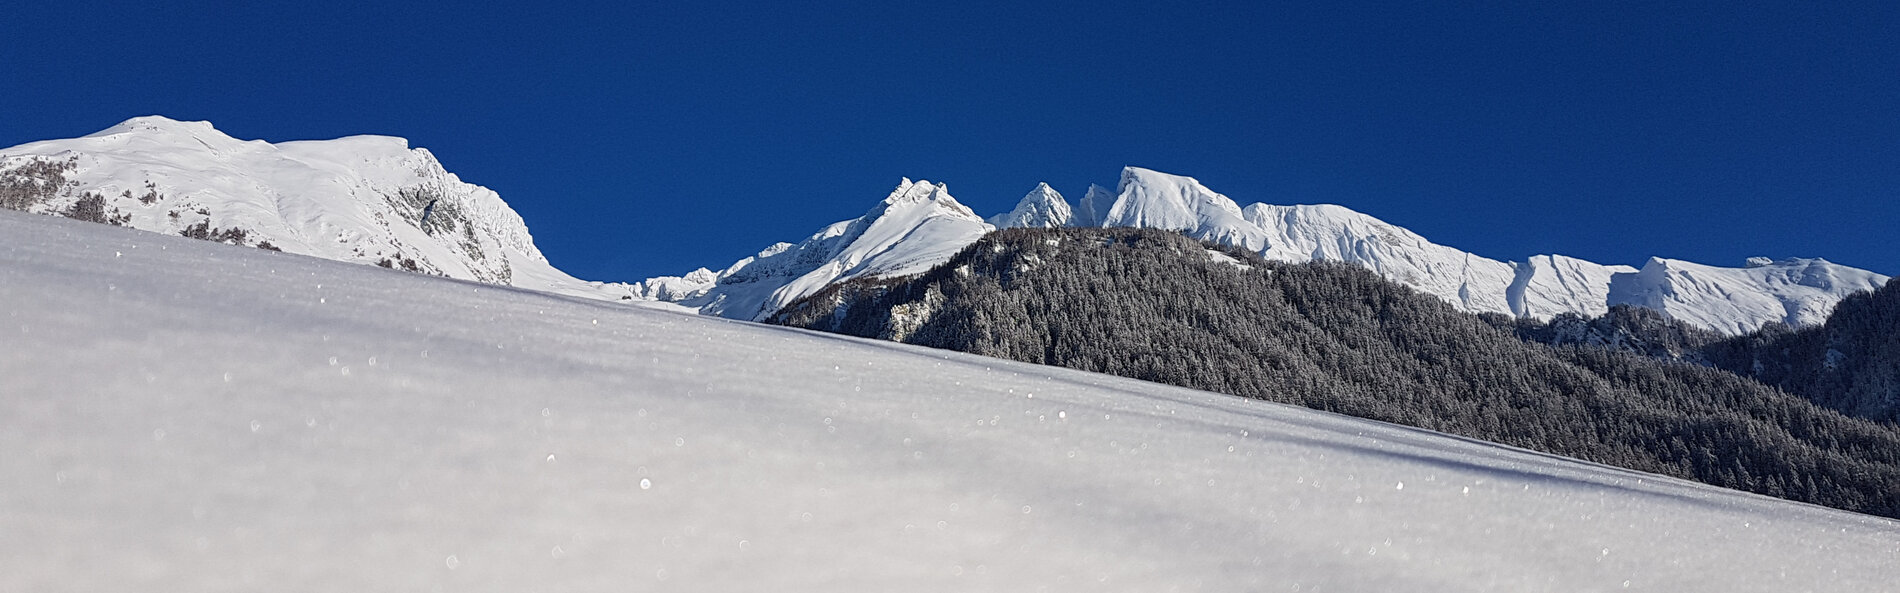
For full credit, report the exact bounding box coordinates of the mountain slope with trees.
[1705,280,1900,422]
[772,227,1900,518]
[1481,305,1725,365]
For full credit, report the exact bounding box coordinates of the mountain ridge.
[639,165,1886,335]
[0,116,631,301]
[5,119,1883,334]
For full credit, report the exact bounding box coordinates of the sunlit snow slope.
[4,211,1897,591]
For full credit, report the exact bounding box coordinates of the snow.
[634,163,1884,335]
[1245,201,1522,314]
[6,210,1900,592]
[638,178,991,321]
[1204,247,1252,271]
[986,182,1072,229]
[1100,167,1272,252]
[1609,257,1891,335]
[1515,254,1641,319]
[1077,167,1883,334]
[14,118,1884,335]
[1072,183,1116,228]
[1080,168,1648,321]
[0,116,631,302]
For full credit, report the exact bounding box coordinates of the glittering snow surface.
[4,210,1897,592]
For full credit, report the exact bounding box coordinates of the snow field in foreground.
[2,211,1897,592]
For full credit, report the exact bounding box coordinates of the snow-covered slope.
[1235,201,1645,319]
[1244,201,1525,314]
[0,116,627,301]
[632,178,991,321]
[5,210,1898,591]
[986,182,1071,229]
[1517,254,1641,320]
[1610,256,1892,335]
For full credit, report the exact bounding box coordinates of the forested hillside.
[1706,280,1900,422]
[1483,282,1900,425]
[1481,305,1723,365]
[772,227,1900,518]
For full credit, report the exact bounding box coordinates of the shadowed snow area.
[2,210,1896,591]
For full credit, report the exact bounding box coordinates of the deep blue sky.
[4,1,1896,279]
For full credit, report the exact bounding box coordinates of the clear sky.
[3,1,1896,280]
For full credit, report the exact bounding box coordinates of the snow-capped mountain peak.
[633,177,992,321]
[1609,256,1889,335]
[867,177,979,222]
[0,116,627,301]
[1099,166,1272,252]
[988,182,1072,229]
[83,115,256,147]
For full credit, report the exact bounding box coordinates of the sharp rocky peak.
[988,182,1072,229]
[876,178,979,220]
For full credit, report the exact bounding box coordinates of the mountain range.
[2,117,1887,335]
[8,117,1900,580]
[633,163,1887,336]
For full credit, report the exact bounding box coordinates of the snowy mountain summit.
[1611,256,1890,335]
[987,182,1072,229]
[640,166,1887,335]
[0,116,623,300]
[631,178,991,321]
[1096,166,1273,252]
